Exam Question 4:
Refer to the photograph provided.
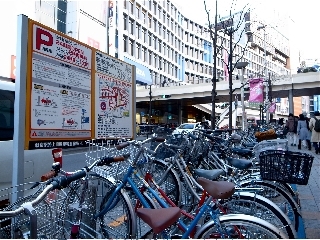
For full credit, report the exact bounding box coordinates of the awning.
[124,57,152,85]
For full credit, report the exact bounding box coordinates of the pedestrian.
[297,114,311,150]
[285,113,298,146]
[309,111,320,154]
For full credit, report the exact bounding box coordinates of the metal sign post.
[12,14,28,203]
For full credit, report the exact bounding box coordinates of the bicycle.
[93,138,288,239]
[0,154,126,239]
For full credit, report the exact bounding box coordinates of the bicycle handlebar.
[0,184,54,218]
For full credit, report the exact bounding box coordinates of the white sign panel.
[95,51,134,138]
[30,24,92,139]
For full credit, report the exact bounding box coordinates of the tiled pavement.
[289,146,320,239]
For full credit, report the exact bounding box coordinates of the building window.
[158,7,161,18]
[158,24,162,35]
[123,15,127,30]
[129,18,134,34]
[142,28,146,42]
[148,16,152,28]
[136,44,140,59]
[123,37,127,52]
[142,10,146,24]
[153,19,157,32]
[153,37,157,50]
[57,0,67,34]
[149,51,152,64]
[149,0,152,10]
[136,6,140,18]
[154,55,158,68]
[149,33,152,46]
[163,12,166,24]
[159,40,162,53]
[153,2,156,15]
[142,47,147,61]
[124,0,126,9]
[129,1,134,14]
[129,39,134,56]
[163,28,165,39]
[136,24,141,38]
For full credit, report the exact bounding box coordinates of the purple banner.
[269,102,276,113]
[249,78,264,103]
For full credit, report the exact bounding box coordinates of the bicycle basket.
[259,150,314,185]
[253,139,288,159]
[0,182,67,239]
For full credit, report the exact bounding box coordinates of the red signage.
[88,37,100,49]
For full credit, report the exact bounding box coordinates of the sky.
[173,0,320,69]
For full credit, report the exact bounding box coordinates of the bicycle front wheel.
[195,214,287,239]
[99,183,136,239]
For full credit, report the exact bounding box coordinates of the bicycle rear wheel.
[219,192,296,238]
[196,214,287,239]
[239,179,300,231]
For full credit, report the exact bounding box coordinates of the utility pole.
[147,84,152,138]
[228,25,233,131]
[211,0,218,130]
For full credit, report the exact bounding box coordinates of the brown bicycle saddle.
[197,177,235,199]
[136,207,181,234]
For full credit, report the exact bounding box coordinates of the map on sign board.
[95,51,133,138]
[28,23,92,139]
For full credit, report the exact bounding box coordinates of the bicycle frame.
[93,149,222,239]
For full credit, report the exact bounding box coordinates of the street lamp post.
[235,62,249,130]
[211,0,218,130]
[257,25,269,123]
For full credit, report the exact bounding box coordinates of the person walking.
[297,114,311,150]
[285,113,298,146]
[309,111,320,154]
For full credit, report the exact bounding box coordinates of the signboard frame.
[23,18,135,150]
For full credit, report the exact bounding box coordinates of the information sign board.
[23,19,135,149]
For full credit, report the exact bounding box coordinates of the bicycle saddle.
[136,207,181,234]
[231,147,253,156]
[194,169,224,180]
[226,157,253,170]
[197,177,235,199]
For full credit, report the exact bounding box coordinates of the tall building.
[114,0,290,88]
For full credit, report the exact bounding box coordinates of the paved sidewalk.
[289,146,320,238]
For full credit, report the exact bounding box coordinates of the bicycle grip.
[153,137,166,142]
[41,170,56,182]
[66,170,87,184]
[116,142,130,150]
[97,156,125,166]
[187,132,198,140]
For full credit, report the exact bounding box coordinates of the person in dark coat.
[285,113,298,146]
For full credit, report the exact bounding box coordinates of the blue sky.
[174,0,320,68]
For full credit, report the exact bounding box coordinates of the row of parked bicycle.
[0,126,314,239]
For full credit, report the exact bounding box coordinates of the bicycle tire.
[145,159,182,207]
[195,214,287,239]
[220,192,296,238]
[99,183,136,239]
[239,179,300,231]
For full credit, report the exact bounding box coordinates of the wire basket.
[85,139,138,182]
[253,139,288,159]
[0,182,67,239]
[259,150,314,185]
